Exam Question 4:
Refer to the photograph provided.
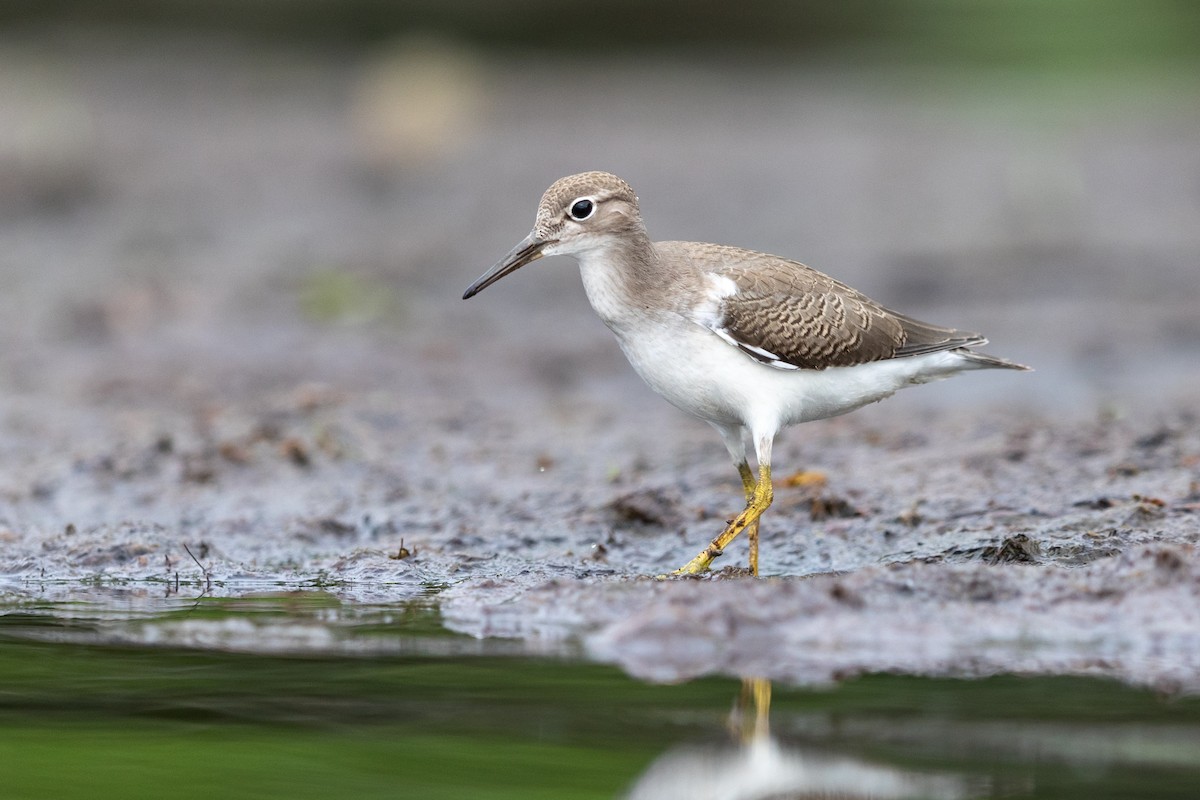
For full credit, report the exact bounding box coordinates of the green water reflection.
[1,593,1198,799]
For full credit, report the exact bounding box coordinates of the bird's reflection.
[625,678,970,800]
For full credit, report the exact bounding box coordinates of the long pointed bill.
[462,234,547,299]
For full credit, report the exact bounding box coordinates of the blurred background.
[1,0,1198,425]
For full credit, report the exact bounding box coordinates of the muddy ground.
[1,29,1198,690]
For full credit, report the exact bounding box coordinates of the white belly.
[611,315,973,436]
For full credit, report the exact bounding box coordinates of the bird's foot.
[664,466,772,577]
[664,545,722,577]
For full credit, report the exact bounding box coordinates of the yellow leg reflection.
[729,677,772,743]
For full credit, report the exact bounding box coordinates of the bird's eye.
[569,198,595,220]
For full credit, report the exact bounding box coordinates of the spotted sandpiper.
[463,172,1029,576]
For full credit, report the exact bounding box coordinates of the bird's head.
[463,171,643,299]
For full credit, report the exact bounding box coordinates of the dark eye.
[569,198,595,220]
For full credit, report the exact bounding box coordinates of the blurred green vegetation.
[298,269,396,325]
[6,723,648,800]
[3,0,1198,70]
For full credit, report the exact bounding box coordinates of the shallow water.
[2,590,1198,799]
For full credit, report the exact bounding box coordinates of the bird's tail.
[957,348,1032,371]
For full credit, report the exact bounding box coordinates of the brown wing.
[671,242,985,370]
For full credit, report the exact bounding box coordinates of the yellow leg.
[673,463,773,575]
[737,462,761,578]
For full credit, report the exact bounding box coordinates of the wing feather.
[665,242,984,370]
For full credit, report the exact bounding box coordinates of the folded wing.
[672,242,986,371]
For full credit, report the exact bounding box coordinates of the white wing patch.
[689,273,736,329]
[694,274,800,371]
[709,274,739,299]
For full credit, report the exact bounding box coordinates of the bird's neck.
[576,233,660,331]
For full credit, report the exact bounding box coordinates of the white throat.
[574,244,647,331]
